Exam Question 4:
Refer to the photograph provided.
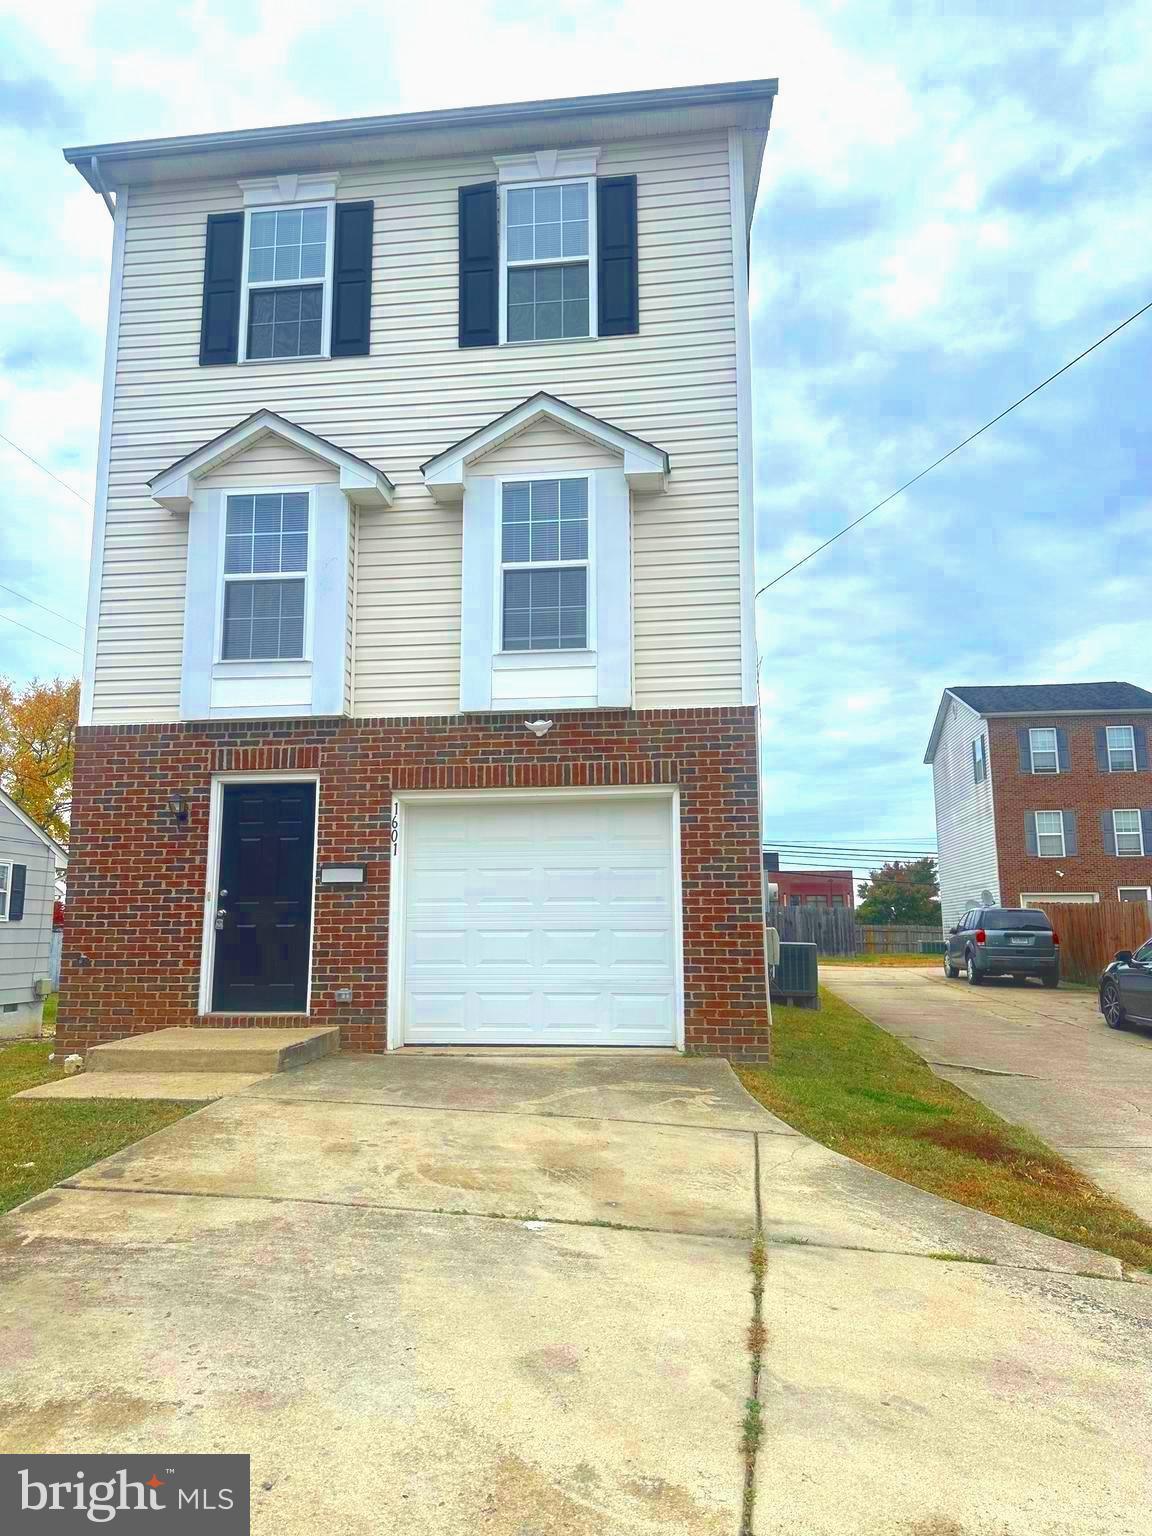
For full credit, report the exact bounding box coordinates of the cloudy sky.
[1,0,1149,882]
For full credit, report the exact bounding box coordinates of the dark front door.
[211,781,316,1013]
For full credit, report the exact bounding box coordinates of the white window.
[1113,809,1144,857]
[220,492,310,661]
[0,862,9,920]
[241,204,333,361]
[972,734,987,783]
[501,181,595,343]
[1118,886,1152,903]
[1106,725,1137,773]
[1029,728,1059,773]
[499,478,590,651]
[1034,810,1065,858]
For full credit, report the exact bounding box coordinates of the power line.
[0,429,91,508]
[0,610,82,656]
[0,581,84,631]
[755,297,1152,598]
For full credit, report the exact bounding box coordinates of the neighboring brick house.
[57,81,776,1061]
[925,682,1152,928]
[762,854,853,908]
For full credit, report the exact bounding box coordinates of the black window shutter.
[1017,727,1031,772]
[199,212,244,366]
[1135,727,1150,771]
[1141,808,1152,850]
[1025,814,1038,856]
[1102,810,1116,855]
[1055,728,1070,772]
[1062,811,1078,856]
[597,175,639,336]
[331,201,374,357]
[8,864,26,922]
[1094,727,1109,771]
[458,182,499,348]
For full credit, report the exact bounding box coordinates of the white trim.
[1106,724,1137,773]
[1118,885,1152,902]
[0,860,11,921]
[213,484,315,665]
[498,177,597,347]
[493,471,595,657]
[79,187,128,726]
[423,394,667,502]
[1028,727,1059,774]
[1112,808,1145,857]
[494,147,600,183]
[237,200,334,365]
[0,789,68,864]
[729,128,757,706]
[149,410,393,512]
[1020,892,1099,905]
[238,172,341,206]
[385,785,684,1053]
[198,772,320,1016]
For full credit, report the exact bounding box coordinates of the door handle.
[214,908,228,932]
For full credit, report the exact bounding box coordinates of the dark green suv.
[944,906,1060,988]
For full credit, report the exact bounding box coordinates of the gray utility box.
[769,941,819,1009]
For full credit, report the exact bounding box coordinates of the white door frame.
[386,784,684,1051]
[199,771,321,1016]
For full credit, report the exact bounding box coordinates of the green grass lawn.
[0,1041,190,1215]
[738,988,1152,1271]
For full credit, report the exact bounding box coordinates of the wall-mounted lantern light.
[167,793,190,828]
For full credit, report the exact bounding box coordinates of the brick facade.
[988,715,1152,904]
[58,706,770,1061]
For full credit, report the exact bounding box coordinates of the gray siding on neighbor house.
[931,695,1000,930]
[0,801,60,1006]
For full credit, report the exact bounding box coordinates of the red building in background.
[763,853,854,908]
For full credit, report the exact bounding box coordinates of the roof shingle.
[948,682,1152,714]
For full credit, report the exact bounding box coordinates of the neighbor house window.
[243,205,332,360]
[503,182,593,342]
[1034,810,1065,858]
[0,862,9,921]
[500,478,589,651]
[1113,809,1144,857]
[1107,725,1137,773]
[972,734,988,783]
[1029,728,1059,773]
[1118,886,1151,903]
[221,492,309,660]
[831,894,846,908]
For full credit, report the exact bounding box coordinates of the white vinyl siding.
[199,435,339,488]
[90,132,740,722]
[930,700,1000,930]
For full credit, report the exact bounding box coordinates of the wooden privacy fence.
[1041,899,1151,983]
[767,904,941,957]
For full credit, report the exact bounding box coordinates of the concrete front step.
[86,1027,339,1077]
[15,1072,272,1103]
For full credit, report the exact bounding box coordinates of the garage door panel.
[402,797,677,1046]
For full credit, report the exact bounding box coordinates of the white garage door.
[400,795,678,1046]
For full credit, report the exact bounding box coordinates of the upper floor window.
[1034,810,1065,858]
[1113,809,1145,857]
[1029,728,1059,774]
[972,734,988,783]
[220,492,310,660]
[502,182,594,343]
[242,205,333,361]
[500,478,589,651]
[0,862,9,920]
[1106,725,1137,773]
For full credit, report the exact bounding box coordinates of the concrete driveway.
[825,965,1152,1222]
[1,1051,1149,1535]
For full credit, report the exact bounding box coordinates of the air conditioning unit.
[769,942,819,1009]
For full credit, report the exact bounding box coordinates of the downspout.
[89,156,116,218]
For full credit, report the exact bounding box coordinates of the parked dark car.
[1099,940,1152,1029]
[944,906,1060,987]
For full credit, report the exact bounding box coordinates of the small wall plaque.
[319,864,367,885]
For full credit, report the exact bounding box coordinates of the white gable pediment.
[148,410,394,514]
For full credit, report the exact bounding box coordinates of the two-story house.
[925,682,1152,927]
[58,81,776,1062]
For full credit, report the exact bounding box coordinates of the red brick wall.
[58,707,770,1060]
[989,715,1152,904]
